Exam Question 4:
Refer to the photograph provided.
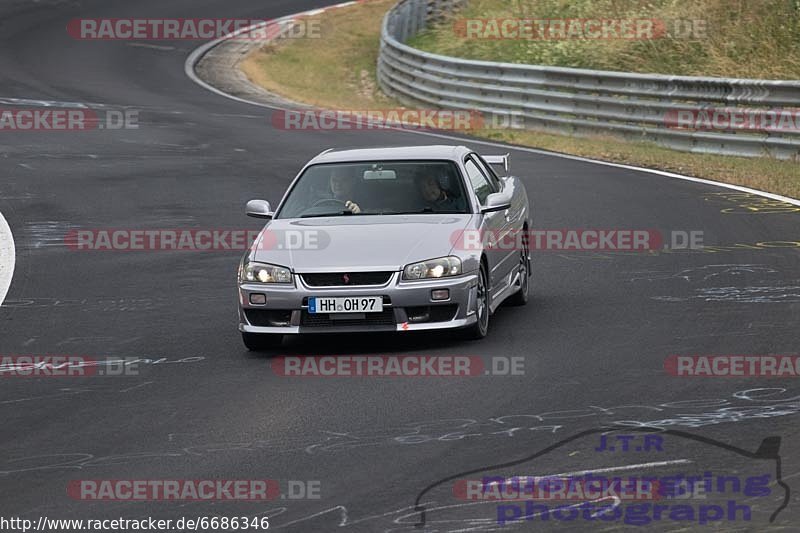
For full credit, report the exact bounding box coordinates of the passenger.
[416,173,462,212]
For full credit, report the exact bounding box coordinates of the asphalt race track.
[0,0,799,531]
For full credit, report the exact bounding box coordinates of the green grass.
[241,0,398,108]
[410,0,800,78]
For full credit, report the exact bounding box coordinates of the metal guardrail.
[377,0,800,159]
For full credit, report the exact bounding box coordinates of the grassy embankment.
[242,0,800,198]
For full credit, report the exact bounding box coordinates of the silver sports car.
[238,145,531,350]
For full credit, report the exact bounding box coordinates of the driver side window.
[464,158,494,205]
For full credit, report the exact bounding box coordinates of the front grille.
[245,309,292,327]
[300,309,396,328]
[302,272,393,287]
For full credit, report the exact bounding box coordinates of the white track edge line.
[0,209,15,306]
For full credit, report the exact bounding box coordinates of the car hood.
[251,215,473,272]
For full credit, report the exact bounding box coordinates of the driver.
[330,169,362,214]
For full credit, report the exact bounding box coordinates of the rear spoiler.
[482,153,510,174]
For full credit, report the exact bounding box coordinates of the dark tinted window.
[276,160,470,218]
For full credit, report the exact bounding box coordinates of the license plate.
[309,296,382,314]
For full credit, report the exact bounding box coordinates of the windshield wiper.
[300,210,354,218]
[385,208,436,215]
[385,208,465,215]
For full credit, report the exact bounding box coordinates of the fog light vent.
[431,289,450,301]
[249,293,267,305]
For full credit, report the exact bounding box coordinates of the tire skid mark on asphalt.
[3,388,796,474]
[0,208,15,306]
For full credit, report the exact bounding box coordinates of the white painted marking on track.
[184,3,800,206]
[0,208,15,306]
[120,381,154,393]
[126,42,176,51]
[551,459,693,477]
[0,97,88,108]
[487,459,693,488]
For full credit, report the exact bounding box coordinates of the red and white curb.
[184,1,800,207]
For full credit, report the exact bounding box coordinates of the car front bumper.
[238,271,479,334]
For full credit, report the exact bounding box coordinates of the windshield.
[275,160,470,219]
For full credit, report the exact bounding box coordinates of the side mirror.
[246,199,273,219]
[481,192,512,213]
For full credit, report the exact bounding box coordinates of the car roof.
[309,145,472,164]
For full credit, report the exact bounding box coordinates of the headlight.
[240,261,292,284]
[403,256,462,280]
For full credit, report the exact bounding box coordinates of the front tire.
[508,233,530,306]
[242,332,283,352]
[464,263,489,340]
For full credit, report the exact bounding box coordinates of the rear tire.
[242,332,283,352]
[464,263,489,340]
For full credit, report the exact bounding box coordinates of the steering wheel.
[311,198,348,209]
